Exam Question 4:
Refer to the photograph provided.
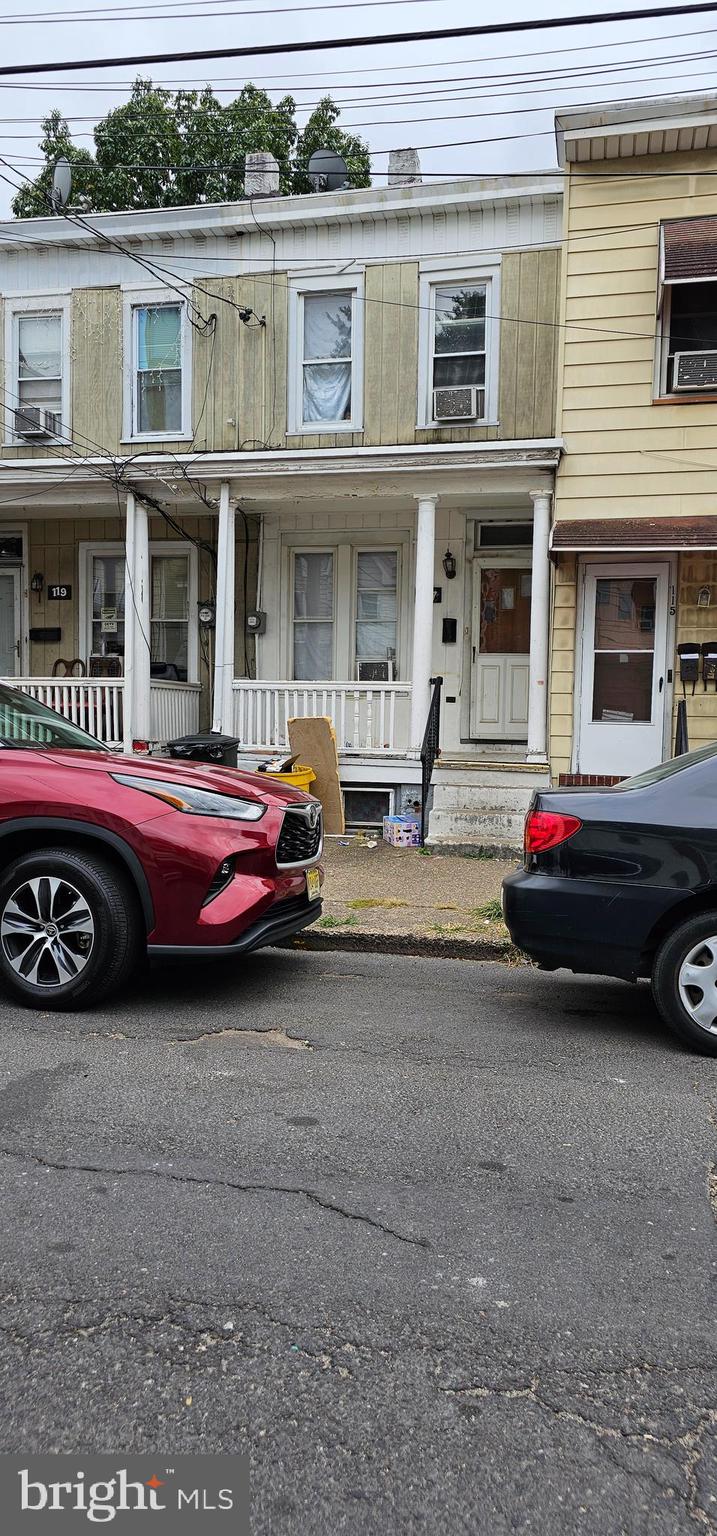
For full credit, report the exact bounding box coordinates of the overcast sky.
[1,0,717,214]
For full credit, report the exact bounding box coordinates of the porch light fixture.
[30,571,44,596]
[442,548,457,580]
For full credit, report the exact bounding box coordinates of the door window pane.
[91,555,126,660]
[293,553,334,679]
[135,305,182,434]
[479,568,531,655]
[151,554,189,680]
[591,577,656,723]
[302,293,352,423]
[356,551,398,664]
[0,572,17,674]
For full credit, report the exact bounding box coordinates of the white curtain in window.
[302,293,352,423]
[303,362,351,423]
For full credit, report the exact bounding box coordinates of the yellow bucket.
[263,764,316,793]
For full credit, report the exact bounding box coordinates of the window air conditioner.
[357,659,393,683]
[14,406,62,439]
[433,385,484,421]
[673,351,717,391]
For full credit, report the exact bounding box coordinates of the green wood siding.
[1,249,559,462]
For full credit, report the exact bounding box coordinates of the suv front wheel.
[652,910,717,1056]
[0,847,142,1010]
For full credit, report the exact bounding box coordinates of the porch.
[232,680,412,757]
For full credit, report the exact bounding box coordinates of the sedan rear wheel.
[0,848,142,1010]
[652,911,717,1055]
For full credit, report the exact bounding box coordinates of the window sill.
[120,432,194,444]
[652,394,717,405]
[417,419,498,430]
[287,422,362,436]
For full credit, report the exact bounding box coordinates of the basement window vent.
[343,787,395,829]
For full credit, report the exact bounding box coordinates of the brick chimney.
[387,148,421,186]
[245,152,280,198]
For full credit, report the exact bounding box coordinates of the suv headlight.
[111,774,266,821]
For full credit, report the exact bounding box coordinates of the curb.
[277,928,522,964]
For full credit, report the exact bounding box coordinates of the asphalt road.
[0,950,715,1535]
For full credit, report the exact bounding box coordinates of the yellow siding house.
[552,95,717,782]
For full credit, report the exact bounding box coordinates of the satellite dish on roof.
[51,156,72,213]
[307,149,349,193]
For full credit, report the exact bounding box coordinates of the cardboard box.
[383,815,421,847]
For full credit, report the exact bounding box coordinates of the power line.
[2,3,717,78]
[0,0,452,27]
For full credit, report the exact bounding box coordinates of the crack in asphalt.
[438,1378,717,1531]
[0,1145,430,1250]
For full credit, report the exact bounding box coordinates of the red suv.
[0,682,323,1010]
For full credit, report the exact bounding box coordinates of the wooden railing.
[2,678,201,750]
[149,681,201,744]
[232,680,412,755]
[3,677,124,747]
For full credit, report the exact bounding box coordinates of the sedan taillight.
[525,809,582,854]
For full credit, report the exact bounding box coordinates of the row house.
[0,154,562,839]
[551,93,717,783]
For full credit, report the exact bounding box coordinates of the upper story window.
[418,262,499,428]
[657,218,717,396]
[288,276,364,433]
[4,297,70,444]
[123,292,191,441]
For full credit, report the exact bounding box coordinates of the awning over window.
[660,217,717,286]
[551,517,717,554]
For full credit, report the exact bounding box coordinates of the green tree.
[12,80,371,217]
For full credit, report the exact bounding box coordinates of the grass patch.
[474,898,504,923]
[317,914,357,929]
[347,897,409,911]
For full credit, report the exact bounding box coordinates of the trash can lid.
[168,731,241,748]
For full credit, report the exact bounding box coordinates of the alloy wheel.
[677,936,717,1036]
[0,874,95,990]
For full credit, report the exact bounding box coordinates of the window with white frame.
[17,312,62,428]
[355,551,398,671]
[418,264,498,426]
[85,545,194,680]
[432,284,486,406]
[133,303,182,435]
[288,278,364,432]
[293,551,334,679]
[657,219,717,395]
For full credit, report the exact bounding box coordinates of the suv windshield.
[0,683,109,752]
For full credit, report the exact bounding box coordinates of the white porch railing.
[3,677,125,747]
[2,678,201,750]
[149,681,201,743]
[232,680,412,755]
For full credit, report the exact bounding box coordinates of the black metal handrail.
[420,675,443,845]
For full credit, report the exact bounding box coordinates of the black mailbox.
[702,640,717,685]
[677,643,700,688]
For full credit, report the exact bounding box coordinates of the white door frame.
[0,566,22,676]
[574,556,676,775]
[470,554,532,739]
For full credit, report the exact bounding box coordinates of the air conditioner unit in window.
[357,659,393,683]
[673,350,717,390]
[433,385,484,421]
[14,406,62,439]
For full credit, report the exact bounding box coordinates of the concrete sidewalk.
[290,836,523,961]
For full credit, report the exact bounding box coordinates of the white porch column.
[122,490,150,752]
[527,488,552,762]
[212,479,236,735]
[409,492,438,750]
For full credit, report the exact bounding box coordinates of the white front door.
[0,569,21,675]
[470,562,530,739]
[578,562,670,776]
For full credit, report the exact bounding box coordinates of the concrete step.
[427,806,525,848]
[433,763,550,791]
[430,782,535,815]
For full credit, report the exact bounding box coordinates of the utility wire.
[0,0,450,25]
[2,3,717,78]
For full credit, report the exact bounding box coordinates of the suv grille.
[276,805,323,868]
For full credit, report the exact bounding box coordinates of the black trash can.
[167,731,240,768]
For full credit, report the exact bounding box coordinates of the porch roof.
[551,516,717,553]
